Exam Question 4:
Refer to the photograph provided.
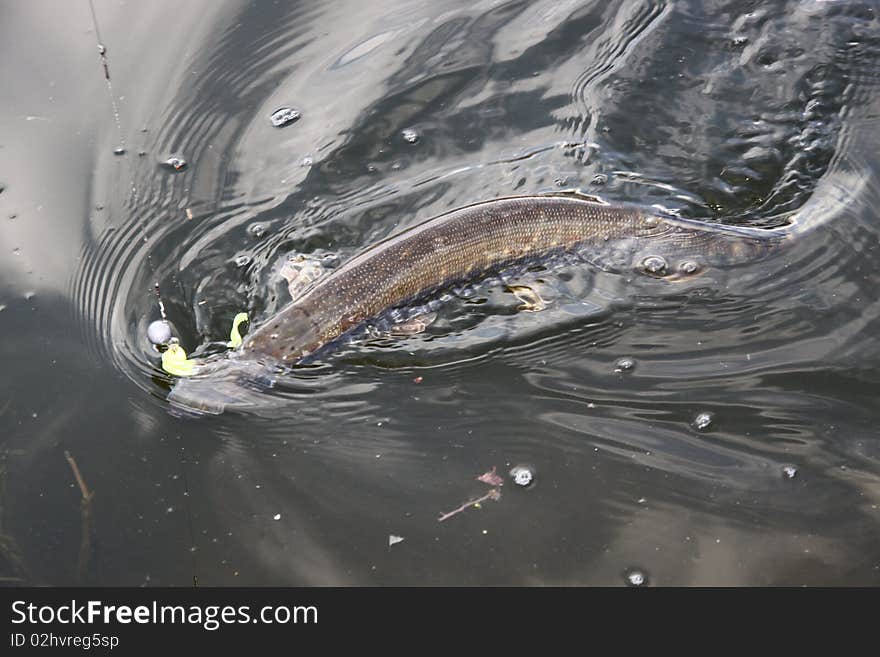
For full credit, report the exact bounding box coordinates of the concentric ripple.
[61,0,880,584]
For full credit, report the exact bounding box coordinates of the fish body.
[169,193,788,413]
[242,194,785,363]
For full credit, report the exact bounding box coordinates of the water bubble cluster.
[163,155,187,171]
[614,357,636,372]
[641,255,668,276]
[692,412,713,431]
[509,465,535,487]
[625,568,648,587]
[270,107,301,128]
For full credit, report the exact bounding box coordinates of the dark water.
[2,0,879,585]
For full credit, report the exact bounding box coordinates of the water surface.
[1,0,879,585]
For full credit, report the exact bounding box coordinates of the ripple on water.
[64,0,880,584]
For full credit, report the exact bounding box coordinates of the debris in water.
[64,450,95,583]
[402,128,420,144]
[185,208,193,220]
[782,465,798,479]
[113,147,126,156]
[273,514,281,521]
[477,466,504,487]
[438,489,501,523]
[412,376,423,384]
[388,535,405,547]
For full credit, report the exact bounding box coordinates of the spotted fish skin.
[242,194,786,364]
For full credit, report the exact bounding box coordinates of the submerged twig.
[438,488,501,522]
[64,450,95,583]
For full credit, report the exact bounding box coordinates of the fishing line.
[87,0,170,321]
[87,2,194,580]
[88,0,125,154]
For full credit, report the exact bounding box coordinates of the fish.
[242,193,787,361]
[168,192,792,414]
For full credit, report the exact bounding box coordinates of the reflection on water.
[1,0,879,585]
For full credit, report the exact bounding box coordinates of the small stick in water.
[438,488,500,522]
[64,450,95,583]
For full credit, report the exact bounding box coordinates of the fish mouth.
[166,356,278,416]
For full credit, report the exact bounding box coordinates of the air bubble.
[625,568,648,587]
[614,357,636,372]
[270,107,301,127]
[162,155,187,171]
[641,255,668,276]
[509,465,535,487]
[679,260,699,275]
[692,412,713,431]
[402,128,419,144]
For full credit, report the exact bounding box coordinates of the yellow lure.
[227,312,249,348]
[161,344,196,377]
[161,312,248,376]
